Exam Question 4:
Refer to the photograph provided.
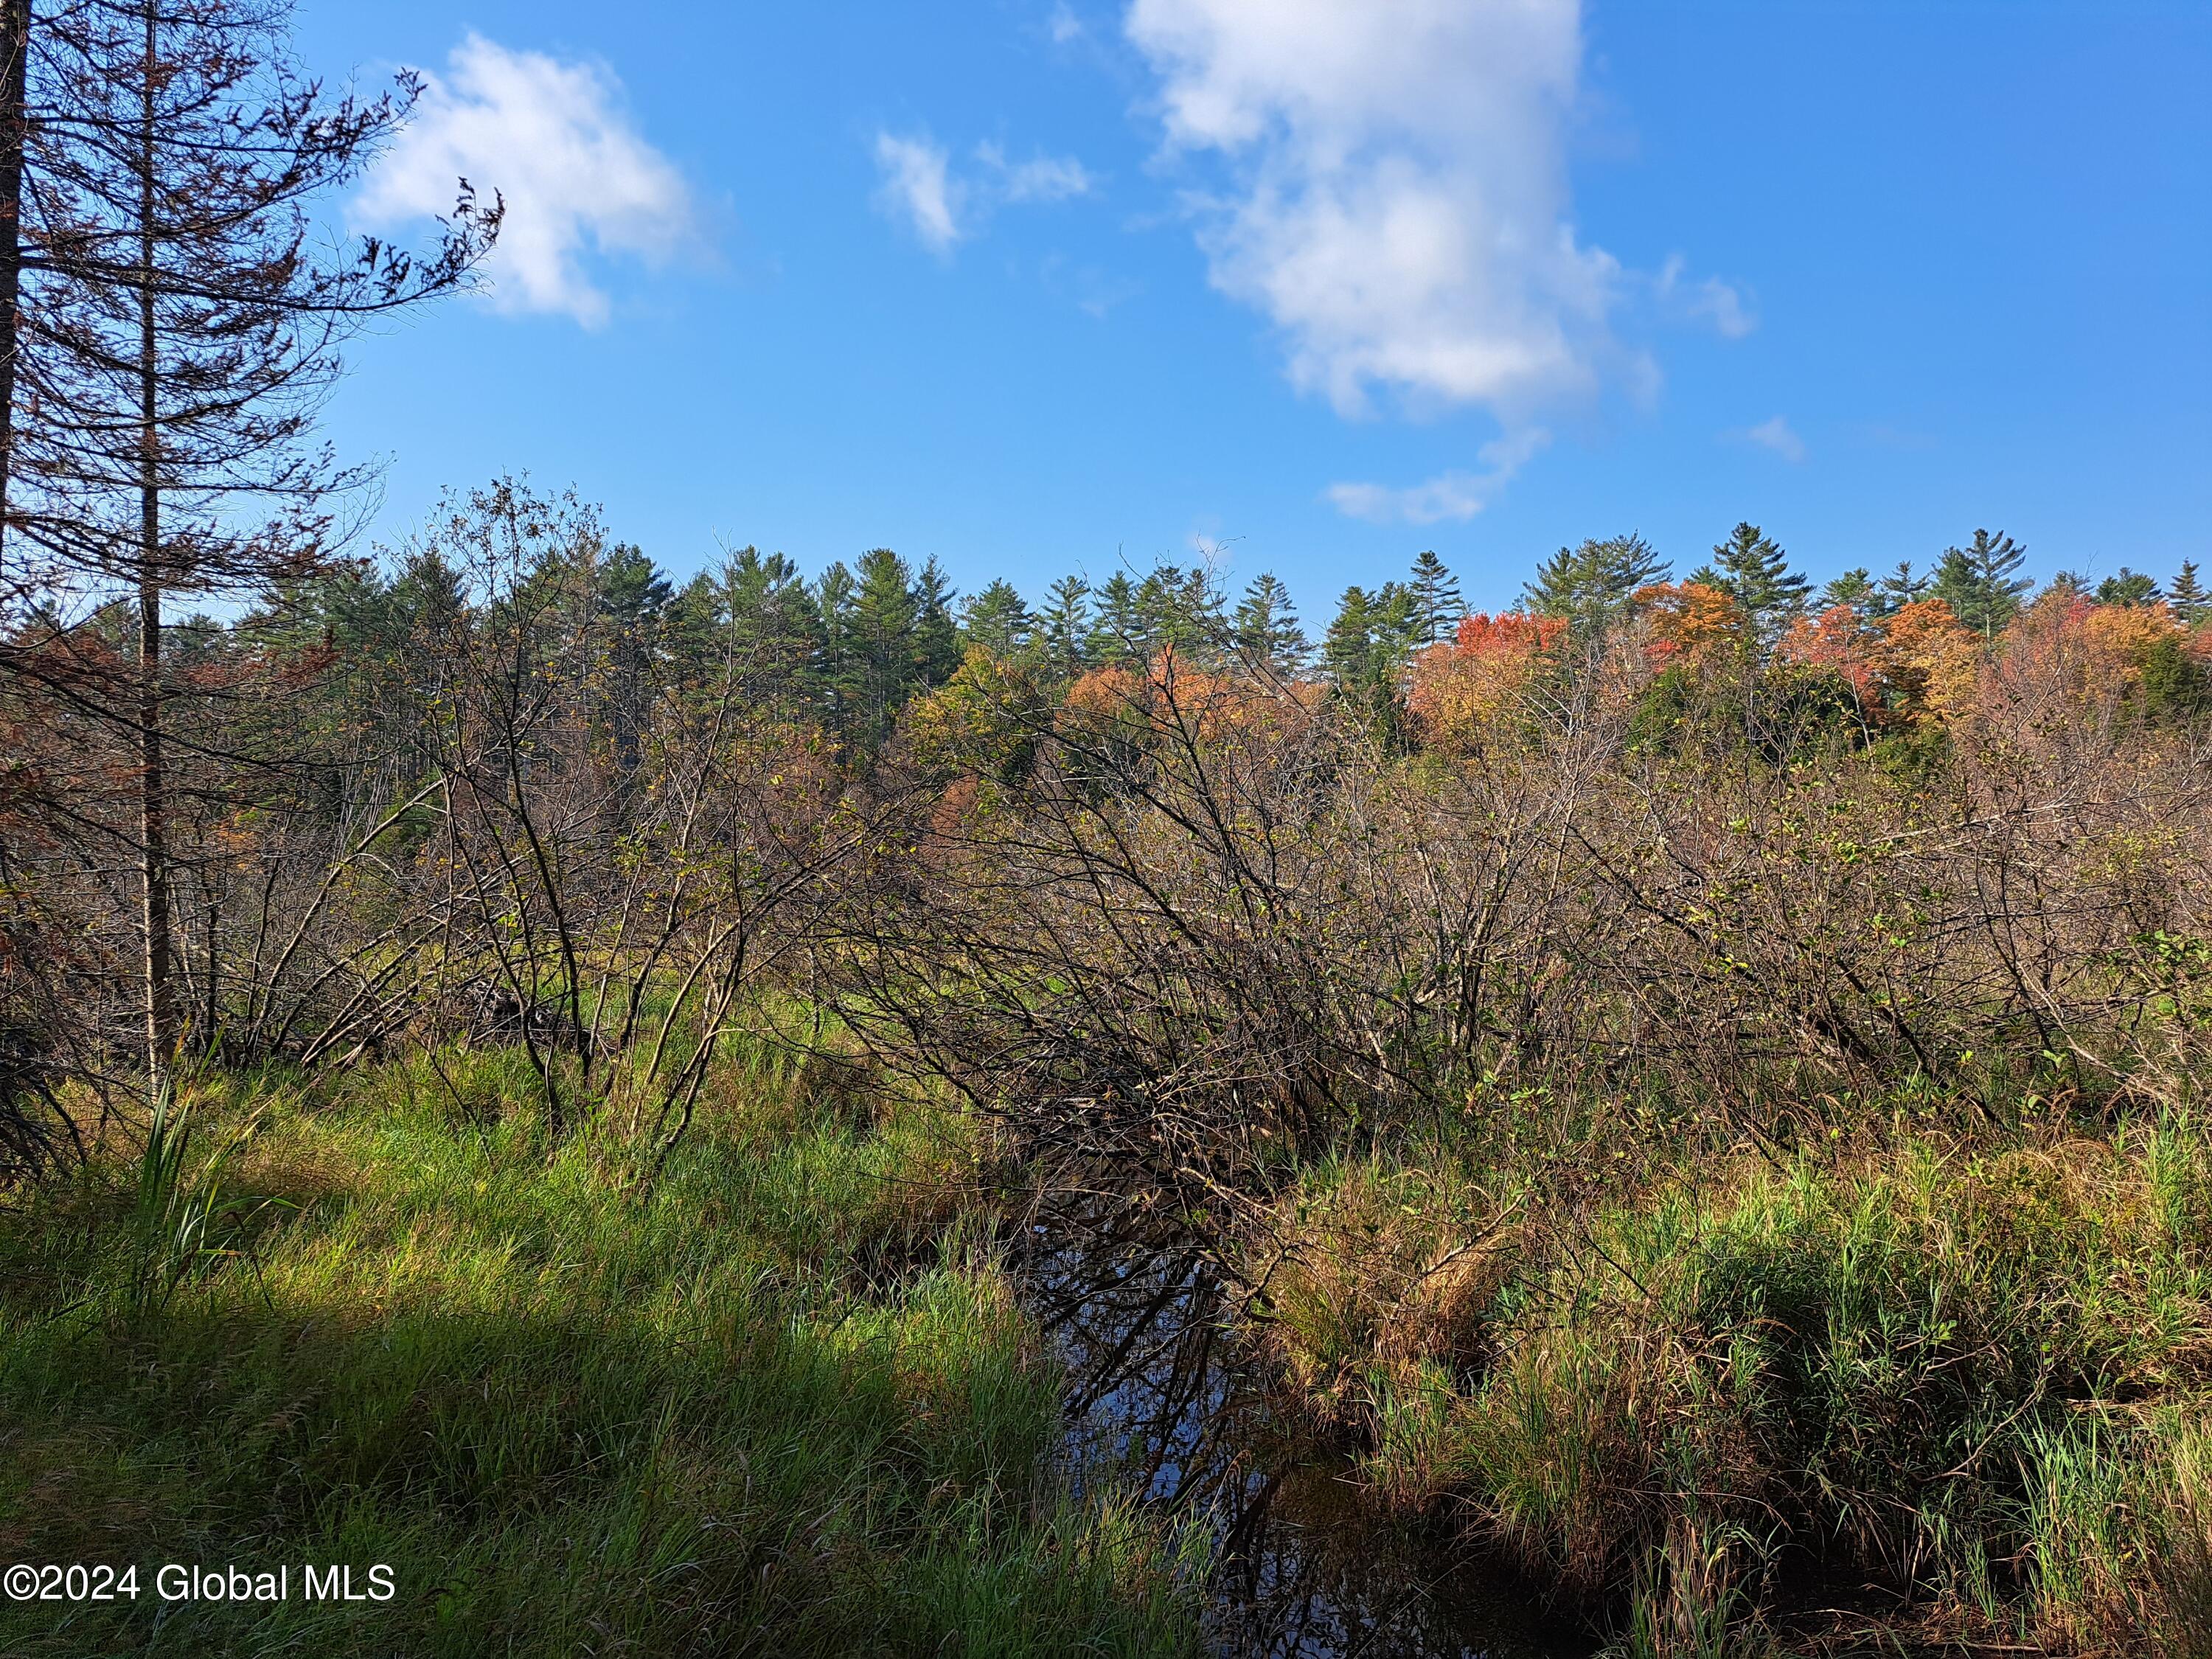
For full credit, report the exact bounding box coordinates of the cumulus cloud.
[1126,0,1618,422]
[1325,429,1551,525]
[1737,414,1806,462]
[355,34,694,327]
[874,133,1094,254]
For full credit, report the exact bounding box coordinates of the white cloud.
[1689,279,1755,339]
[1655,254,1754,338]
[874,133,967,254]
[1048,2,1087,44]
[1326,429,1551,525]
[980,143,1094,204]
[1738,414,1806,462]
[1126,0,1618,421]
[355,34,694,327]
[874,134,1093,254]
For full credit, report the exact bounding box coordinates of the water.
[1025,1227,1589,1659]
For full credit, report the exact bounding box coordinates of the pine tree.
[1086,571,1144,665]
[2170,560,2208,627]
[1233,571,1307,672]
[911,556,961,687]
[813,559,857,727]
[1133,561,1226,658]
[1930,529,2031,639]
[1037,574,1090,678]
[1323,584,1422,686]
[1134,564,1183,653]
[594,542,671,780]
[1324,582,1418,743]
[0,0,493,1086]
[1820,568,1874,616]
[1522,533,1666,640]
[721,546,824,704]
[1321,586,1371,686]
[2094,568,2161,608]
[1370,581,1422,662]
[841,549,923,750]
[959,577,1034,659]
[1409,549,1464,644]
[1703,523,1809,643]
[1870,560,1928,619]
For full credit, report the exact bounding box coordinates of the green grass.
[0,1051,1197,1657]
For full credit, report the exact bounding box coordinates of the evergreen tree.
[1871,560,1928,619]
[1701,523,1810,643]
[1370,581,1422,662]
[1409,549,1464,643]
[1930,529,2031,639]
[840,548,920,749]
[1086,571,1144,666]
[1233,571,1307,672]
[1134,564,1183,651]
[597,542,672,626]
[1820,568,1875,616]
[814,559,857,726]
[594,543,672,779]
[1321,585,1374,688]
[1134,561,1227,658]
[2095,568,2161,608]
[959,577,1034,660]
[659,568,721,685]
[1324,582,1419,743]
[1037,574,1090,678]
[1522,532,1666,640]
[2170,560,2208,627]
[390,546,467,639]
[912,556,961,686]
[720,546,823,703]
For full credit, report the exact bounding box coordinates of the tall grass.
[0,1052,1195,1657]
[1246,1108,2212,1652]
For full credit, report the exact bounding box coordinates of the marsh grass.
[0,1050,1194,1657]
[1246,1108,2212,1652]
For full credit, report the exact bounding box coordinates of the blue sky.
[299,1,2212,616]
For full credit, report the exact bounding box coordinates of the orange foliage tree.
[1632,581,1753,669]
[1876,599,1982,721]
[1776,605,1882,704]
[1405,611,1565,750]
[1985,590,2205,714]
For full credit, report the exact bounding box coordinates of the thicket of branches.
[4,442,2206,1210]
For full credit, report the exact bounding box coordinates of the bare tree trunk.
[136,0,173,1089]
[0,0,30,580]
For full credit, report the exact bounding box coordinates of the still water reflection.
[1027,1231,1588,1659]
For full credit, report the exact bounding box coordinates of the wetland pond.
[1025,1231,1593,1659]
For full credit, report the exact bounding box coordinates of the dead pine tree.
[0,0,495,1096]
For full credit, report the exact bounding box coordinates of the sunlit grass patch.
[0,1054,1194,1658]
